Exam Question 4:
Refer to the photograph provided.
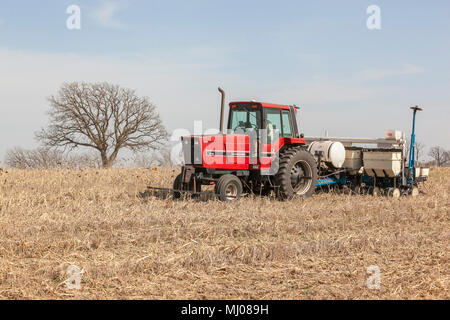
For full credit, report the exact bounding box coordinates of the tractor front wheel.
[215,174,243,201]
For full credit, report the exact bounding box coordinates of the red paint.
[229,101,290,110]
[185,135,305,171]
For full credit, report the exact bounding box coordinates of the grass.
[0,167,448,299]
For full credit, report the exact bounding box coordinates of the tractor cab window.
[265,109,293,143]
[281,110,293,137]
[266,109,282,144]
[229,104,261,133]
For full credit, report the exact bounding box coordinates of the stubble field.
[0,167,448,299]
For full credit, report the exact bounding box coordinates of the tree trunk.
[100,151,112,168]
[99,149,119,168]
[106,147,120,168]
[103,160,114,168]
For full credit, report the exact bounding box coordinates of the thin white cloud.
[90,1,127,29]
[362,64,425,80]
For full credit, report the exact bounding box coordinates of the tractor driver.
[266,120,275,144]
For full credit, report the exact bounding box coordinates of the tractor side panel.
[201,134,250,170]
[182,135,305,172]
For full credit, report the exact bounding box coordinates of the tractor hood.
[181,134,252,169]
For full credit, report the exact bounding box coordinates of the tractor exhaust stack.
[218,87,225,133]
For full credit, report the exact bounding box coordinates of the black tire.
[274,148,318,200]
[215,174,243,201]
[173,173,201,199]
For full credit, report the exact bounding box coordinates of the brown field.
[0,167,448,299]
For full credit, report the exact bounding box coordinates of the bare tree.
[5,147,101,169]
[5,147,66,169]
[133,153,155,168]
[36,82,167,168]
[415,141,426,163]
[68,152,102,168]
[428,146,449,167]
[405,139,426,163]
[444,150,450,167]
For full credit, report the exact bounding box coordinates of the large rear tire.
[274,148,318,200]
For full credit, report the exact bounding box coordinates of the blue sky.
[0,0,449,162]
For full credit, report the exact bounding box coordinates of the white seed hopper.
[342,147,363,173]
[363,149,403,177]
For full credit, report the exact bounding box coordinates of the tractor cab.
[227,102,301,142]
[225,102,305,173]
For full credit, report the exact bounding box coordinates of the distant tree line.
[4,145,181,169]
[4,147,101,169]
[427,146,450,167]
[405,140,450,167]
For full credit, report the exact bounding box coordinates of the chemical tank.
[308,141,346,169]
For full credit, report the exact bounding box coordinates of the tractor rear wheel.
[275,148,318,200]
[173,173,201,199]
[215,174,243,201]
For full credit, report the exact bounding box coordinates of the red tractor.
[172,88,318,201]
